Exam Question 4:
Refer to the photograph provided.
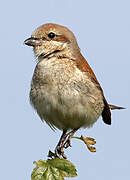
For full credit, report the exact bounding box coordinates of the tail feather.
[109,104,125,110]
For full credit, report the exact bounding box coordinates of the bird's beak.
[24,37,42,47]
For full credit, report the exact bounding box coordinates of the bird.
[24,23,124,158]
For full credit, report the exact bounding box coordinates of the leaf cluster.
[31,158,77,180]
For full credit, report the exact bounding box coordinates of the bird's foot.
[48,149,67,159]
[55,144,67,159]
[54,129,77,159]
[48,150,57,159]
[54,133,72,159]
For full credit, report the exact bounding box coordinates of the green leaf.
[47,158,77,177]
[31,158,77,180]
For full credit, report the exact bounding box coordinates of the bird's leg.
[55,130,68,159]
[63,129,77,149]
[55,129,78,159]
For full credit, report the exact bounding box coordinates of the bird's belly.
[30,84,104,130]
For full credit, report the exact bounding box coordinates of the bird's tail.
[109,104,125,110]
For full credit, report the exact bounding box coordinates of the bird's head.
[24,23,80,59]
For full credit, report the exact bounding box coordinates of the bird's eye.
[48,32,55,39]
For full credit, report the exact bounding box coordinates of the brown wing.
[75,54,111,125]
[102,97,111,125]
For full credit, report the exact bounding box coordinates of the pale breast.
[30,57,104,130]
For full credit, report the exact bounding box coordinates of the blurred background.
[0,0,129,179]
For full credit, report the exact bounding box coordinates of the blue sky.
[0,0,129,179]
